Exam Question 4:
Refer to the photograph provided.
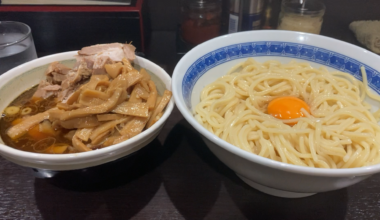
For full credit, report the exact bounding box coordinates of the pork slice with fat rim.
[78,43,124,56]
[76,43,136,72]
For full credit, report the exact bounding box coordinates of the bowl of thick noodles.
[172,30,380,198]
[0,43,174,171]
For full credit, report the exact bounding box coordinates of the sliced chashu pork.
[58,61,92,102]
[76,43,136,74]
[45,61,71,84]
[78,43,136,61]
[32,80,61,100]
[33,60,92,102]
[34,42,135,103]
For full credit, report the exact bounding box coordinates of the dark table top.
[1,0,380,219]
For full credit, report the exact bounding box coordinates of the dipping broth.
[0,43,172,154]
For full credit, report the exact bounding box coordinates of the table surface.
[1,0,380,219]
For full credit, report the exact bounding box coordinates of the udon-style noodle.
[194,58,380,168]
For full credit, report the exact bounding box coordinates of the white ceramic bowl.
[172,30,380,198]
[0,51,174,171]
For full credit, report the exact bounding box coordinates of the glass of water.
[0,21,38,74]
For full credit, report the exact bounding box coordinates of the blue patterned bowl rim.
[182,41,380,109]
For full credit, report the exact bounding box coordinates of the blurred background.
[147,0,378,67]
[0,0,379,71]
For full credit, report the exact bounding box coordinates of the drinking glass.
[0,21,38,74]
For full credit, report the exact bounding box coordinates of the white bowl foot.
[236,174,316,198]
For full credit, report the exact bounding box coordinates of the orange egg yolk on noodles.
[267,96,311,125]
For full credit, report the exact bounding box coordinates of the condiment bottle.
[277,0,325,34]
[228,0,264,33]
[262,0,282,29]
[181,0,222,45]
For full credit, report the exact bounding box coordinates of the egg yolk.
[267,96,310,125]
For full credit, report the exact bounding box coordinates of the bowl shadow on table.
[159,119,223,219]
[33,137,176,219]
[162,119,349,220]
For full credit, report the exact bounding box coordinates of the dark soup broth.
[0,43,173,155]
[0,86,72,154]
